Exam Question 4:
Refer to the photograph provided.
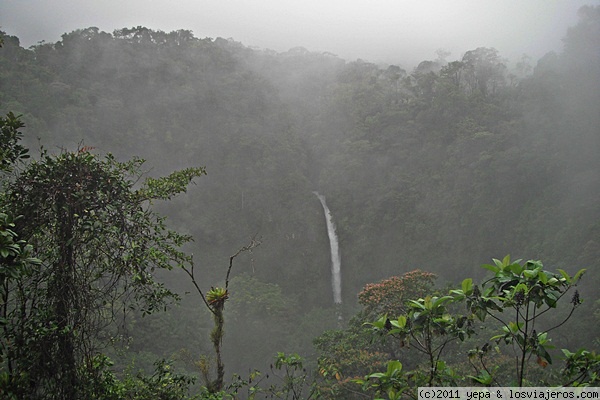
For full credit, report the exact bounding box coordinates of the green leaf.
[537,346,553,365]
[538,271,548,284]
[508,321,523,333]
[491,333,506,341]
[469,370,493,385]
[522,268,536,279]
[407,299,426,310]
[573,268,586,283]
[544,291,558,308]
[391,315,407,329]
[367,314,388,330]
[557,269,571,284]
[433,295,454,307]
[561,348,574,357]
[509,262,524,275]
[481,263,500,273]
[386,360,402,376]
[462,278,473,295]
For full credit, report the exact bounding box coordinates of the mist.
[0,2,599,398]
[0,0,592,67]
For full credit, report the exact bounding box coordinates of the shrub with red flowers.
[358,269,436,318]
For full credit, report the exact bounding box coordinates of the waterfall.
[314,192,342,304]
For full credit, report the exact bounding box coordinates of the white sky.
[1,0,596,67]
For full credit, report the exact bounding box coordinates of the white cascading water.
[314,192,342,304]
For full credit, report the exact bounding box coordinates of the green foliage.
[315,329,390,399]
[264,352,319,399]
[0,112,29,173]
[460,256,585,385]
[561,349,600,386]
[314,270,437,398]
[0,7,598,393]
[360,256,590,396]
[354,360,406,400]
[367,292,473,388]
[184,352,319,399]
[206,287,229,307]
[0,145,204,398]
[138,168,207,201]
[71,355,198,400]
[119,359,198,400]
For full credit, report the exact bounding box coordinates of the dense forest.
[0,5,599,399]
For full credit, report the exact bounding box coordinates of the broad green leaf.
[367,314,388,330]
[523,268,538,279]
[481,263,500,273]
[545,291,558,308]
[386,360,402,376]
[537,331,551,345]
[538,271,548,284]
[408,299,426,310]
[509,262,524,275]
[462,278,473,294]
[432,295,454,308]
[424,296,433,310]
[393,315,407,328]
[557,269,571,284]
[508,321,523,332]
[547,277,559,285]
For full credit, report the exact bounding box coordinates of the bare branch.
[225,234,261,291]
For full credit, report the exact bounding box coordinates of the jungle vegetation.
[0,5,599,398]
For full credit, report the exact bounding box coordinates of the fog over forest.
[0,0,592,67]
[0,3,599,399]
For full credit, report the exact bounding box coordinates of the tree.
[314,270,437,399]
[0,112,29,174]
[460,256,585,386]
[0,112,41,398]
[461,47,506,97]
[182,236,260,394]
[359,256,589,398]
[2,147,205,399]
[358,270,436,319]
[368,293,474,388]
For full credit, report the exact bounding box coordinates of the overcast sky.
[1,0,596,67]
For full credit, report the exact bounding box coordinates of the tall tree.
[461,47,506,97]
[3,147,204,399]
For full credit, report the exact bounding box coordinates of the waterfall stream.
[314,192,342,304]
